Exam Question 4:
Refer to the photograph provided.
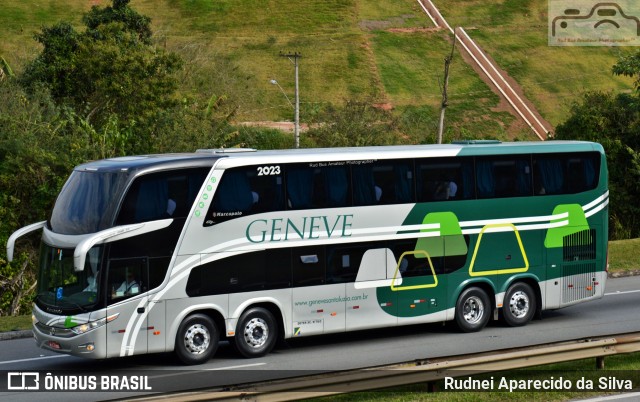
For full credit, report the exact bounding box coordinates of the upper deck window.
[287,163,350,210]
[207,164,286,225]
[533,152,600,195]
[475,156,532,199]
[203,150,604,225]
[416,157,474,201]
[116,168,209,225]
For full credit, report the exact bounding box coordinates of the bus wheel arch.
[233,303,283,358]
[174,312,221,365]
[502,281,538,327]
[454,284,494,333]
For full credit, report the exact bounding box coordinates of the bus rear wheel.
[503,282,536,327]
[175,314,219,365]
[234,307,277,358]
[455,287,491,332]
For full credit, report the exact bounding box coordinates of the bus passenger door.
[291,246,347,336]
[347,248,398,331]
[106,257,149,357]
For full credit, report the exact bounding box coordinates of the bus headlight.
[71,313,119,335]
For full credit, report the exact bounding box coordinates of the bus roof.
[210,141,604,168]
[75,141,603,172]
[74,153,223,174]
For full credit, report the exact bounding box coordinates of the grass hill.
[0,0,634,141]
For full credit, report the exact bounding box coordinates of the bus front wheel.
[175,314,219,365]
[455,287,491,332]
[234,307,278,358]
[503,282,536,327]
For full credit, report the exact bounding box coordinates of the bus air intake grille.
[562,229,596,262]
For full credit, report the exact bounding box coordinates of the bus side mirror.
[6,221,47,262]
[73,223,146,272]
[72,220,172,272]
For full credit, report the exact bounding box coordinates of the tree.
[20,0,182,156]
[556,90,640,239]
[555,53,640,239]
[612,50,640,92]
[0,80,78,315]
[83,0,153,44]
[305,101,399,148]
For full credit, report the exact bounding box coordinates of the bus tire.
[503,282,536,327]
[455,287,491,332]
[234,307,277,358]
[175,314,219,365]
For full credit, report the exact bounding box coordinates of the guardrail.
[133,332,640,401]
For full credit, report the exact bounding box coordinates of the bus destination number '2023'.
[257,166,281,176]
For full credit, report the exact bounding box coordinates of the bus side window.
[326,246,364,283]
[567,154,599,193]
[354,160,415,206]
[323,166,350,208]
[107,258,147,303]
[292,246,325,286]
[207,165,285,224]
[416,157,472,202]
[119,176,171,223]
[117,168,209,224]
[534,156,565,195]
[352,165,377,206]
[476,156,532,199]
[287,164,351,210]
[533,152,600,196]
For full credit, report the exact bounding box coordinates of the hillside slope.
[0,0,633,140]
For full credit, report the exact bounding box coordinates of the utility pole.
[280,52,301,148]
[437,29,457,144]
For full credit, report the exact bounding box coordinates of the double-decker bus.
[7,141,608,364]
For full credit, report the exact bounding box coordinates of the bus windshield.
[50,171,129,235]
[36,244,104,314]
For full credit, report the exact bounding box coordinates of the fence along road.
[416,0,554,140]
[130,332,640,401]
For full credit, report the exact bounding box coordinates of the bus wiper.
[38,292,89,313]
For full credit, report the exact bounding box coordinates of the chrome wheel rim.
[183,323,210,355]
[462,296,485,324]
[508,290,530,319]
[243,317,269,349]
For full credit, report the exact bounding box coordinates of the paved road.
[1,276,638,401]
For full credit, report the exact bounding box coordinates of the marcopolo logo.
[549,1,640,46]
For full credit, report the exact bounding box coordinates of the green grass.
[0,0,637,138]
[0,314,31,332]
[437,0,635,127]
[0,0,527,141]
[0,1,88,68]
[608,238,640,273]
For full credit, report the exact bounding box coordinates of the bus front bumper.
[33,321,107,359]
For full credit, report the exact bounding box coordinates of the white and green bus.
[7,141,608,364]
